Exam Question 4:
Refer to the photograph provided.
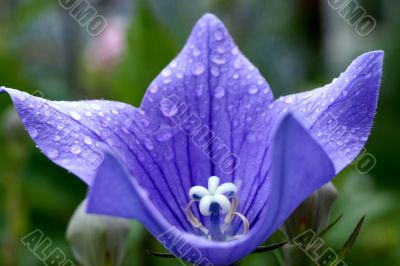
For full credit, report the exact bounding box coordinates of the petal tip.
[197,13,222,25]
[356,50,385,66]
[192,13,227,35]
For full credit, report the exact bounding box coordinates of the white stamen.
[212,194,231,214]
[189,186,210,201]
[186,176,249,241]
[215,183,237,198]
[208,176,220,194]
[199,195,214,216]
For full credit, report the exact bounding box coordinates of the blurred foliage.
[0,0,400,265]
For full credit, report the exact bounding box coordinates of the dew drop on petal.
[84,136,93,145]
[30,128,38,139]
[160,101,179,117]
[161,68,172,77]
[47,149,59,159]
[144,138,154,150]
[214,30,224,40]
[211,56,226,65]
[71,145,82,155]
[214,86,225,98]
[217,45,226,54]
[90,103,102,110]
[231,47,239,55]
[155,125,173,142]
[191,62,205,76]
[149,84,158,93]
[248,87,259,95]
[234,58,242,69]
[284,96,296,104]
[211,67,220,77]
[192,47,201,57]
[69,111,81,120]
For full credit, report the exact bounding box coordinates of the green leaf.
[337,215,366,260]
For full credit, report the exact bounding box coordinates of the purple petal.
[87,114,335,266]
[139,13,274,226]
[272,51,383,173]
[0,87,126,183]
[0,87,189,230]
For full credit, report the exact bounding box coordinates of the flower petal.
[139,13,275,226]
[272,51,383,173]
[0,87,190,231]
[87,115,336,266]
[227,114,336,263]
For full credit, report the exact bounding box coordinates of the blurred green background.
[0,0,399,265]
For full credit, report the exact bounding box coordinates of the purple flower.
[1,14,383,266]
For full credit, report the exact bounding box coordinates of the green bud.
[66,199,132,266]
[282,182,338,242]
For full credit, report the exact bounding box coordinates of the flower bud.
[281,182,338,242]
[66,199,132,266]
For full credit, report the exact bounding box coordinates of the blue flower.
[1,14,383,266]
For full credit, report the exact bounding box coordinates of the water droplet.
[361,136,368,141]
[30,128,38,138]
[161,68,172,77]
[233,74,239,79]
[211,56,226,65]
[191,62,205,76]
[248,87,259,95]
[149,84,158,93]
[217,45,226,54]
[112,110,119,115]
[160,100,179,117]
[144,138,154,150]
[262,87,270,94]
[214,30,224,40]
[90,103,102,110]
[284,96,296,104]
[47,149,59,159]
[231,47,239,55]
[214,86,225,98]
[71,145,82,155]
[155,125,173,142]
[84,136,93,145]
[70,111,81,120]
[234,58,242,69]
[192,47,201,57]
[211,67,220,77]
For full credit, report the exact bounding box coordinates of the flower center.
[186,176,249,241]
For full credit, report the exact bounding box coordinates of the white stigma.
[189,176,237,217]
